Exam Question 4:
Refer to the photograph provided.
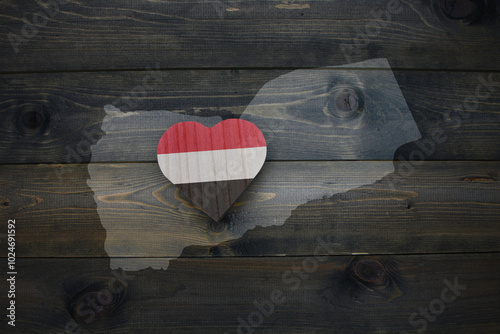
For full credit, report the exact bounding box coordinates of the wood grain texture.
[1,254,499,333]
[1,161,498,258]
[0,0,499,72]
[0,70,499,163]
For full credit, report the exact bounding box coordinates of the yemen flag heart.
[157,119,267,221]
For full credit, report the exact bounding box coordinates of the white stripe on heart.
[158,146,267,184]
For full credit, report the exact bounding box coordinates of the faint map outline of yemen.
[87,58,421,271]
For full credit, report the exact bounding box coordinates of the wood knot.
[345,257,403,304]
[209,212,234,233]
[325,85,363,120]
[353,258,386,284]
[440,0,486,24]
[15,104,49,136]
[209,218,227,233]
[68,278,127,327]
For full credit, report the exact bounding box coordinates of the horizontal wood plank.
[0,69,499,163]
[0,0,499,72]
[1,161,499,261]
[2,254,499,333]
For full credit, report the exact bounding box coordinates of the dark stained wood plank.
[1,161,499,259]
[0,163,108,258]
[0,0,499,72]
[0,69,499,163]
[2,254,500,333]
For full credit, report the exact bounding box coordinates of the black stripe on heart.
[177,179,252,222]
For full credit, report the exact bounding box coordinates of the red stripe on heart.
[157,119,266,154]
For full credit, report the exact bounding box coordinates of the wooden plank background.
[1,0,499,72]
[1,161,499,258]
[0,70,499,163]
[0,0,499,333]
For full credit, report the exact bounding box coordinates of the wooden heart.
[157,119,267,221]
